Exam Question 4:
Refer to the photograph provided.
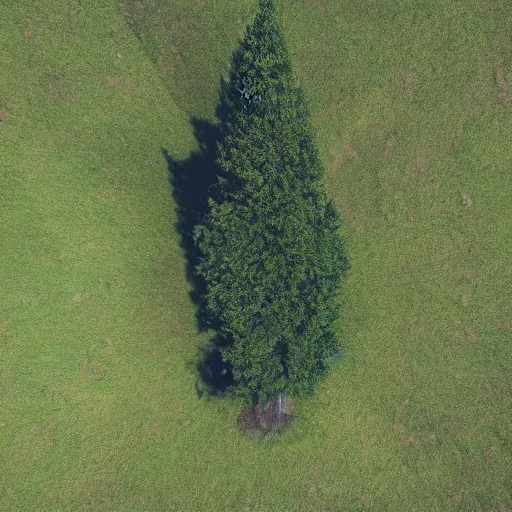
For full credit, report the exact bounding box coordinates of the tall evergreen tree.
[194,0,348,405]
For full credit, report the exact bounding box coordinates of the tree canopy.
[193,0,349,405]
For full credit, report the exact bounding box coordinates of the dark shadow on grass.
[162,77,235,397]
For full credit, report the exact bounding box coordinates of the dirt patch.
[106,76,123,87]
[391,70,418,95]
[462,294,471,308]
[238,394,296,436]
[496,67,512,108]
[79,361,106,383]
[406,148,429,179]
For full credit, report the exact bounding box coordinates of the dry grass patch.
[72,291,90,303]
[456,267,472,279]
[0,313,15,332]
[406,148,430,179]
[339,196,364,233]
[384,135,396,157]
[343,143,358,161]
[299,0,327,16]
[391,70,418,95]
[496,67,512,107]
[46,79,83,104]
[461,191,472,206]
[0,106,9,122]
[441,136,461,153]
[106,76,123,87]
[498,322,512,332]
[39,424,55,446]
[78,361,106,383]
[456,325,478,346]
[329,147,342,172]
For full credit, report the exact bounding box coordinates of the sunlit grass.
[1,0,511,510]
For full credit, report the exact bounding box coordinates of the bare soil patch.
[238,394,296,436]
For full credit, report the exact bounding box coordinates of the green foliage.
[194,0,348,404]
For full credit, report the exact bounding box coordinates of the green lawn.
[1,0,511,510]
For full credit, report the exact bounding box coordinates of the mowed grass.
[1,0,511,510]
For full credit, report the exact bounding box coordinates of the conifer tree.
[193,0,348,406]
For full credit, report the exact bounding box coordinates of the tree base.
[237,394,296,436]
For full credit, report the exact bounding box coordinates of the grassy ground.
[1,0,511,510]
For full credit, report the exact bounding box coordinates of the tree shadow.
[162,77,235,397]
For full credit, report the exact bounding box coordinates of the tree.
[193,0,348,408]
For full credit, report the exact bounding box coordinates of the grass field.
[1,0,511,510]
